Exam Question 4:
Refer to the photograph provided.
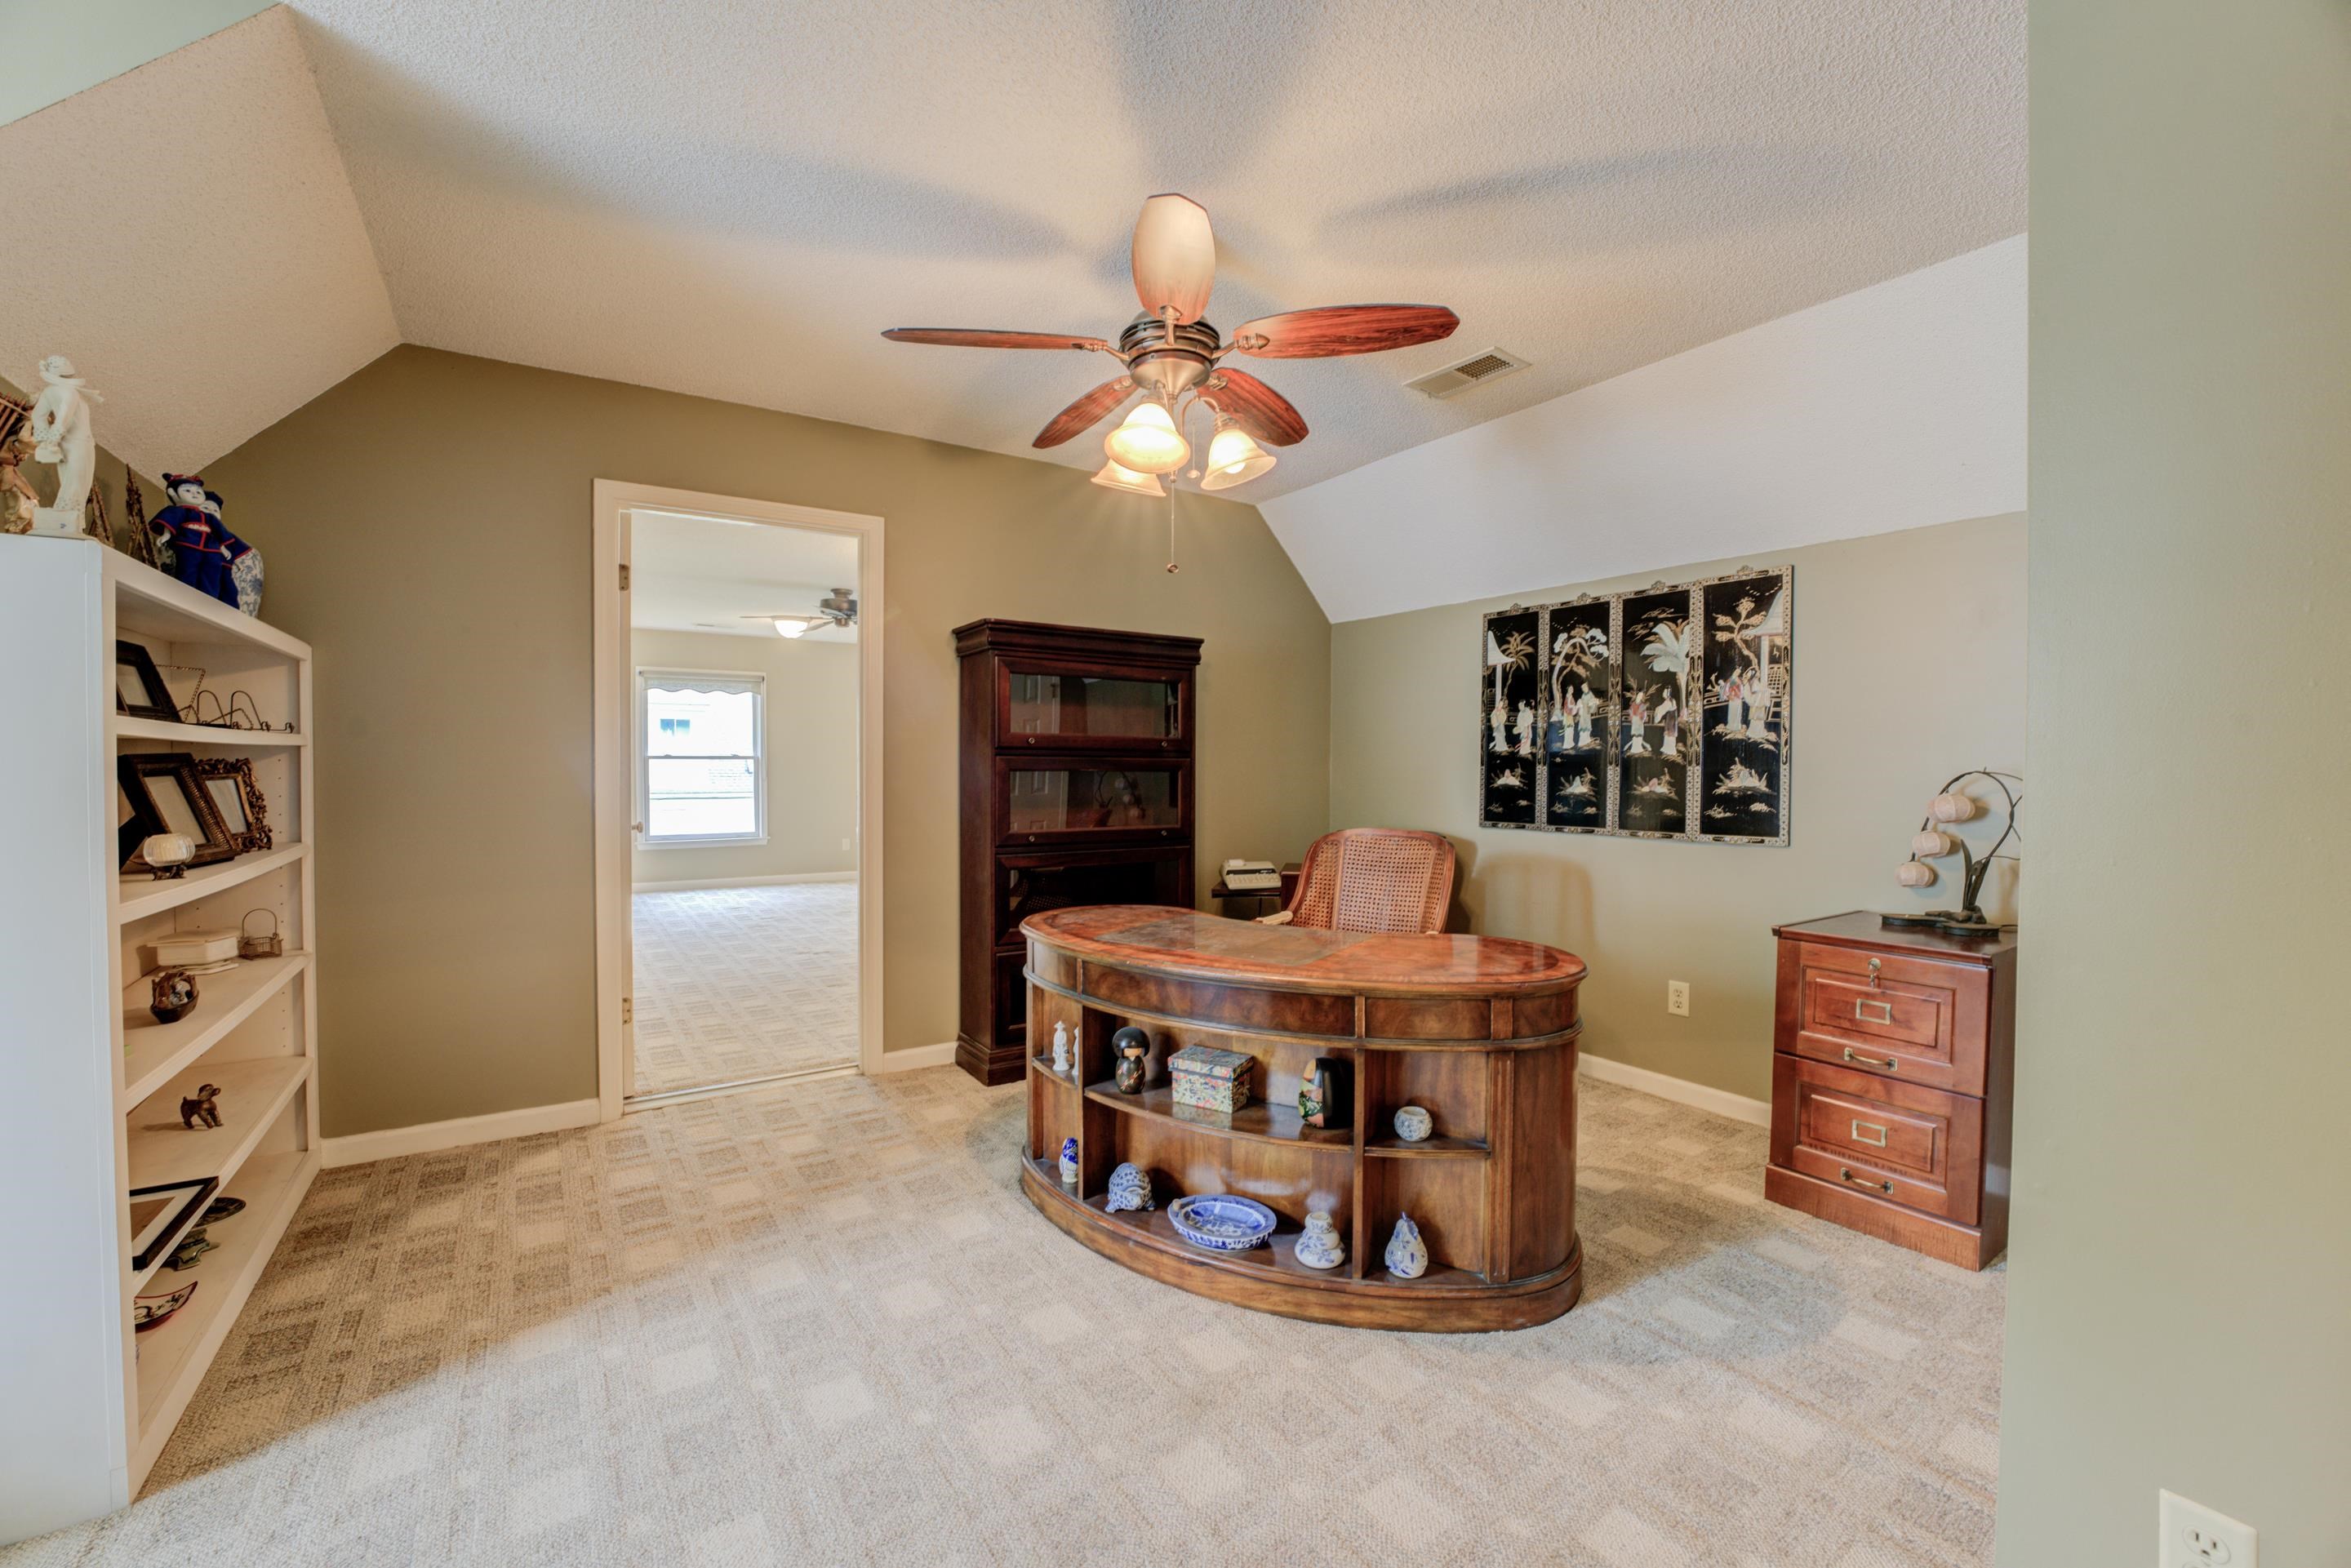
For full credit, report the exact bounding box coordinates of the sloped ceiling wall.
[1258,237,2026,622]
[3,1,2024,503]
[0,8,396,478]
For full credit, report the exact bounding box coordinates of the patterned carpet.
[7,1073,2003,1567]
[630,883,858,1095]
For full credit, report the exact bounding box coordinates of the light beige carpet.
[630,883,858,1096]
[7,1072,2002,1566]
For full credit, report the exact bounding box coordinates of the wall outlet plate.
[2161,1490,2255,1567]
[1666,979,1691,1017]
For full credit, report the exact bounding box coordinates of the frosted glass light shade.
[1912,828,1957,858]
[771,617,810,638]
[1927,792,1981,824]
[1198,420,1276,490]
[1895,860,1936,887]
[1090,458,1166,496]
[1104,402,1189,474]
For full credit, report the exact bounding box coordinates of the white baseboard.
[322,1098,603,1168]
[871,1040,956,1073]
[1578,1053,1771,1127]
[632,871,856,893]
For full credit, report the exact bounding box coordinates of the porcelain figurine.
[1384,1214,1429,1280]
[1293,1210,1344,1270]
[1112,1025,1150,1094]
[180,1082,222,1130]
[1050,1020,1071,1076]
[23,355,100,538]
[1298,1056,1352,1130]
[1106,1162,1153,1213]
[1058,1135,1078,1185]
[1393,1104,1434,1143]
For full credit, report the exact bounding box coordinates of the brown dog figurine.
[180,1084,222,1130]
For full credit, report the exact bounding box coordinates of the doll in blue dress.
[151,473,262,615]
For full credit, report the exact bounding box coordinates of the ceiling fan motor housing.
[1120,313,1220,397]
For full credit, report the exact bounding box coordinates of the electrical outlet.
[1666,980,1691,1017]
[2161,1491,2255,1568]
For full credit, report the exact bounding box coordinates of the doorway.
[592,482,884,1114]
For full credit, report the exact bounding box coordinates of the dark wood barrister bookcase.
[953,620,1202,1085]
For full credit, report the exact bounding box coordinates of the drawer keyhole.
[1850,1119,1888,1147]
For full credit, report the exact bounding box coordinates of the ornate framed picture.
[195,757,273,854]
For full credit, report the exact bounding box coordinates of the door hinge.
[620,997,633,1024]
[618,562,630,590]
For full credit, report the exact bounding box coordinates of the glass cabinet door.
[1002,667,1184,747]
[1001,764,1183,840]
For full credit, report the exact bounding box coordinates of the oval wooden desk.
[1020,906,1588,1331]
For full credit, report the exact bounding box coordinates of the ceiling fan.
[882,193,1460,494]
[742,587,857,638]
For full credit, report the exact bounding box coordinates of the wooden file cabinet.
[1764,912,2016,1269]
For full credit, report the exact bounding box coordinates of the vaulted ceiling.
[0,0,2023,496]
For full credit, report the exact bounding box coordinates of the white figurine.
[1050,1020,1071,1076]
[24,356,101,539]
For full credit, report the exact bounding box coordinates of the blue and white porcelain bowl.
[1167,1193,1278,1252]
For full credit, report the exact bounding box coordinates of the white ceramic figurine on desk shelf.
[23,356,100,538]
[1050,1020,1071,1076]
[1293,1210,1344,1270]
[1058,1136,1079,1186]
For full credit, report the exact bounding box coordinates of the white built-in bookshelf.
[0,537,318,1540]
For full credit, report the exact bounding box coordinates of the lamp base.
[1878,910,1952,931]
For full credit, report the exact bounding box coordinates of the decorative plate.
[1167,1193,1277,1252]
[134,1280,198,1333]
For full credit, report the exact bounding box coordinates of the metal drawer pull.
[1850,1120,1889,1147]
[1843,1046,1898,1071]
[1853,997,1895,1024]
[1839,1167,1895,1194]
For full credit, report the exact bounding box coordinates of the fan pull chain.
[1164,485,1180,574]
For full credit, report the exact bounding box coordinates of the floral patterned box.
[1168,1045,1254,1114]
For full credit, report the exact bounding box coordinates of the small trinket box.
[151,929,240,967]
[1168,1044,1254,1114]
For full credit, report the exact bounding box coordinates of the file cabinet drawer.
[1769,1055,1982,1225]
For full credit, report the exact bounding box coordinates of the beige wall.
[629,628,858,886]
[1330,513,2023,1104]
[1999,0,2351,1557]
[207,346,1331,1135]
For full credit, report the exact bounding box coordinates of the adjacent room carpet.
[629,882,858,1095]
[7,1073,2004,1567]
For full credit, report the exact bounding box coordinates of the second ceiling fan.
[882,193,1460,493]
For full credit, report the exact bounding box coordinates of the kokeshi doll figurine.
[1112,1025,1150,1094]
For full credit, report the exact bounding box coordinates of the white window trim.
[635,664,768,847]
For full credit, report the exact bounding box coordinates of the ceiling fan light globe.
[1104,402,1189,474]
[1091,459,1166,497]
[1199,422,1276,489]
[771,617,810,638]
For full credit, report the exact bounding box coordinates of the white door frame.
[592,479,886,1120]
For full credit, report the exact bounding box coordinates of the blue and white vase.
[1106,1162,1153,1212]
[1393,1104,1434,1143]
[1384,1214,1429,1279]
[1293,1210,1344,1270]
[1058,1136,1079,1185]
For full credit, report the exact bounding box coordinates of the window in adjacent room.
[638,669,766,845]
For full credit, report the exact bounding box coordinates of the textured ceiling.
[0,8,395,478]
[4,1,2022,495]
[630,509,860,642]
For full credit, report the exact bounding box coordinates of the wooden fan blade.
[882,328,1113,352]
[1131,193,1215,325]
[1033,377,1137,448]
[1202,369,1308,446]
[1228,304,1460,358]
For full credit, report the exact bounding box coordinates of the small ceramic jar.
[1058,1136,1079,1185]
[1106,1162,1153,1213]
[1293,1210,1345,1270]
[1384,1214,1429,1279]
[1393,1104,1434,1143]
